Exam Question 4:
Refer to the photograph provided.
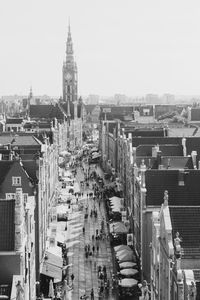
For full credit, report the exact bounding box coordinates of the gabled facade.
[0,159,36,300]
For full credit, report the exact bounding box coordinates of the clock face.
[65,73,72,81]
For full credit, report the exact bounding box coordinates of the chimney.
[178,169,185,186]
[191,151,197,169]
[140,159,146,188]
[163,190,169,206]
[157,150,162,168]
[182,138,187,157]
[9,150,14,161]
[132,147,136,164]
[167,158,171,169]
[152,145,159,157]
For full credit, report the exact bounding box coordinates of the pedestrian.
[83,227,85,234]
[90,288,94,300]
[71,273,74,284]
[92,245,95,254]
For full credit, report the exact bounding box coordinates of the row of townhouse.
[100,114,200,299]
[0,109,72,300]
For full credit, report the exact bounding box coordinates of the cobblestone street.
[65,164,118,300]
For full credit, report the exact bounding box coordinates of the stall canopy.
[92,152,101,158]
[41,251,63,281]
[119,262,137,269]
[109,197,123,212]
[114,245,132,252]
[109,196,123,202]
[118,278,138,288]
[110,222,128,234]
[116,249,133,258]
[117,251,136,263]
[120,268,139,277]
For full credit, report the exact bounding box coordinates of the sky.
[1,0,200,97]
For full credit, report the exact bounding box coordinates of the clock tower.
[62,24,78,103]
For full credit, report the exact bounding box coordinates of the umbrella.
[117,252,136,263]
[114,245,132,252]
[119,262,137,269]
[118,278,138,288]
[120,268,139,277]
[48,279,54,298]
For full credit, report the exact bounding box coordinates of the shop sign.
[122,210,127,222]
[127,233,134,246]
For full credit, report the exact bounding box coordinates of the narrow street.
[64,162,118,300]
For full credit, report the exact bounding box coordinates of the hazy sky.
[1,0,200,97]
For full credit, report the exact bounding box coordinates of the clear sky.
[1,0,200,97]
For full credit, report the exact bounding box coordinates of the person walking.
[90,288,94,300]
[92,245,95,255]
[71,273,75,286]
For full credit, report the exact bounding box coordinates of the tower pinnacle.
[66,22,73,57]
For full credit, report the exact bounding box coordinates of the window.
[23,194,28,203]
[6,193,15,200]
[12,177,21,186]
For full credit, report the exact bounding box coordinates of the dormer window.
[12,176,21,186]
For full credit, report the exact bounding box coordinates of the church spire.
[66,22,74,57]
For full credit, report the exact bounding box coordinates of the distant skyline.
[1,0,200,97]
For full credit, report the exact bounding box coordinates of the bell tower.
[62,24,78,104]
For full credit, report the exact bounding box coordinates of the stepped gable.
[0,161,13,185]
[136,144,183,157]
[169,206,200,258]
[30,104,63,120]
[146,170,200,206]
[0,199,15,251]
